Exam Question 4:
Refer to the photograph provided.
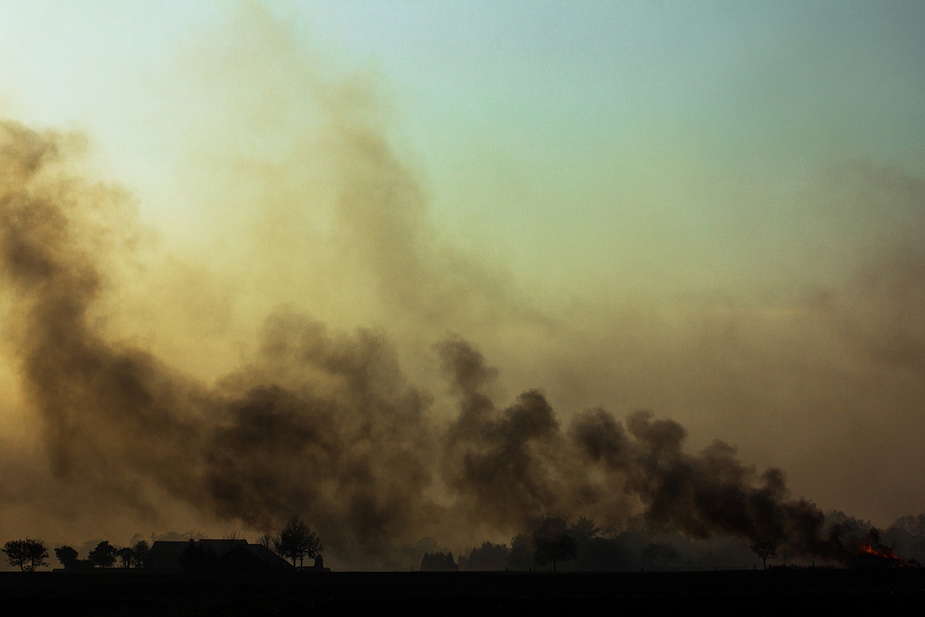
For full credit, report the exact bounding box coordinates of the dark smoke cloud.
[0,120,905,567]
[436,337,853,563]
[571,409,848,561]
[0,120,439,563]
[437,338,619,535]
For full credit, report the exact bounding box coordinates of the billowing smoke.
[0,120,438,561]
[0,122,862,569]
[571,410,849,561]
[437,337,853,562]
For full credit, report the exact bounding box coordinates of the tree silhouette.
[751,538,778,571]
[507,532,534,570]
[274,516,323,569]
[54,545,79,569]
[3,538,49,572]
[132,540,150,568]
[420,551,459,571]
[533,518,578,573]
[464,542,509,571]
[256,533,273,566]
[569,515,602,543]
[117,546,134,568]
[88,541,118,568]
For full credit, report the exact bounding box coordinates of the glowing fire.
[856,542,914,568]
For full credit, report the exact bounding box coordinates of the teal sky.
[3,1,922,300]
[1,1,924,540]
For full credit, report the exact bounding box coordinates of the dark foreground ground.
[3,568,924,616]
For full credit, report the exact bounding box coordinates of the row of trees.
[420,551,459,571]
[3,516,323,573]
[3,538,152,572]
[55,540,152,569]
[420,518,581,573]
[433,514,770,572]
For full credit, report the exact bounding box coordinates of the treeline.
[421,516,629,572]
[421,516,623,572]
[55,540,151,570]
[1,538,149,572]
[3,516,323,573]
[9,511,925,572]
[422,511,925,572]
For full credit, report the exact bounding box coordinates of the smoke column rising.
[0,120,440,561]
[0,122,861,565]
[1,5,924,568]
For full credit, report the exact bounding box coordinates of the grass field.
[3,568,925,615]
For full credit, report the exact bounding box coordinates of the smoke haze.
[1,3,924,568]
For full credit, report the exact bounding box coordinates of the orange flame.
[857,542,913,567]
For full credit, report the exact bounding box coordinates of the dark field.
[3,569,924,615]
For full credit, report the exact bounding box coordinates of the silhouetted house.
[146,539,292,573]
[53,559,95,572]
[220,543,296,572]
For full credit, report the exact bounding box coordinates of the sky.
[0,1,924,565]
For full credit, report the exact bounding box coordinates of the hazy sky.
[2,1,921,303]
[1,1,924,556]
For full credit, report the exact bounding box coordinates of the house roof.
[147,539,292,572]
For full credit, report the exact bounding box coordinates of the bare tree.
[274,516,323,569]
[751,539,778,571]
[257,533,273,565]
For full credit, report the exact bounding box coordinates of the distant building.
[146,539,293,573]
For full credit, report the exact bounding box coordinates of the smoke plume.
[0,120,439,561]
[0,124,865,568]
